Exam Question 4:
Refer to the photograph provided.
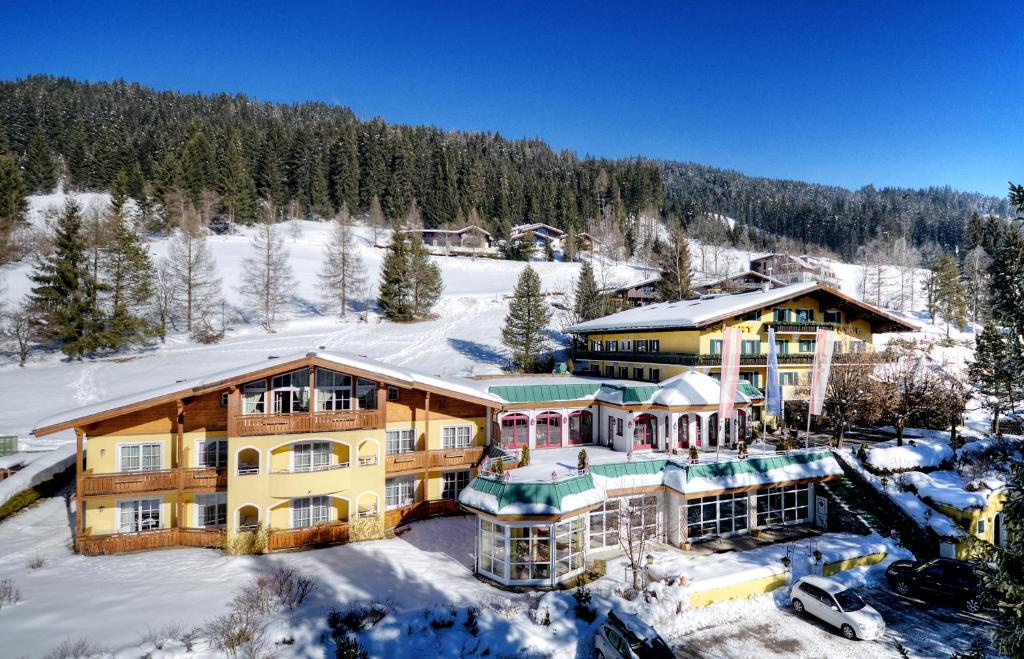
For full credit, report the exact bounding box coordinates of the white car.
[594,611,675,659]
[789,576,886,640]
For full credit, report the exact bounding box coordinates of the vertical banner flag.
[809,328,836,416]
[766,327,782,418]
[718,326,742,429]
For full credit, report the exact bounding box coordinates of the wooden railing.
[768,321,838,334]
[385,451,428,474]
[385,447,485,474]
[383,499,460,528]
[267,521,349,551]
[429,446,485,469]
[235,410,380,436]
[81,467,226,497]
[77,527,224,555]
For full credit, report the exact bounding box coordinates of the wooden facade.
[34,352,499,556]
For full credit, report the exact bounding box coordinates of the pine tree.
[977,462,1024,656]
[166,216,223,337]
[0,153,28,261]
[932,252,967,336]
[377,232,442,321]
[101,209,155,349]
[318,205,365,317]
[573,260,602,322]
[24,125,57,193]
[219,133,257,226]
[242,220,294,332]
[110,170,130,217]
[409,234,442,318]
[29,199,93,356]
[180,122,214,207]
[971,326,1020,435]
[655,223,692,302]
[502,265,551,372]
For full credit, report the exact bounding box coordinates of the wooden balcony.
[77,527,224,555]
[383,499,460,528]
[235,410,380,437]
[81,467,226,498]
[267,521,349,551]
[385,447,485,475]
[767,322,838,334]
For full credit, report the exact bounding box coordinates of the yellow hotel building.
[32,351,504,555]
[564,282,917,414]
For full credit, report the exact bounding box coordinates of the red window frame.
[500,414,529,448]
[568,410,593,445]
[633,414,657,449]
[535,412,562,448]
[678,414,690,449]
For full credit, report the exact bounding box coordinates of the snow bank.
[864,428,956,471]
[0,445,75,508]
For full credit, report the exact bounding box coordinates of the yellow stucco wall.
[822,552,886,577]
[688,572,788,608]
[932,492,1007,553]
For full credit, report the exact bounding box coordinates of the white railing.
[358,456,378,466]
[274,461,350,475]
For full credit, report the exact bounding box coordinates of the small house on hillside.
[401,226,495,254]
[601,275,661,309]
[750,254,839,288]
[510,223,565,248]
[692,270,784,296]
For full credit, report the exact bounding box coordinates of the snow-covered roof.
[602,275,661,294]
[510,223,565,237]
[459,449,841,516]
[694,270,784,289]
[479,371,750,408]
[564,282,918,334]
[401,225,492,238]
[33,350,500,435]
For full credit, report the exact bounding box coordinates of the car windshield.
[632,636,676,659]
[834,589,866,612]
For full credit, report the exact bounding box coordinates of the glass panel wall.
[510,526,551,581]
[588,499,620,549]
[554,517,585,578]
[755,484,810,526]
[685,492,749,541]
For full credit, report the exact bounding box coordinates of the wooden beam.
[74,427,85,548]
[422,391,431,501]
[308,365,316,424]
[227,385,240,437]
[377,382,387,428]
[176,400,185,529]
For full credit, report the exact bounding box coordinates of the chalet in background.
[750,254,840,288]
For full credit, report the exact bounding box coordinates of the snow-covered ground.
[0,445,75,508]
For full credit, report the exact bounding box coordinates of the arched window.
[708,413,719,448]
[500,414,529,448]
[536,412,562,448]
[737,411,748,443]
[633,414,657,449]
[678,415,690,449]
[694,416,702,448]
[568,410,593,445]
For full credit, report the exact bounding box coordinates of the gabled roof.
[400,225,492,238]
[510,223,565,237]
[564,283,918,334]
[33,350,501,437]
[602,275,661,295]
[694,270,784,289]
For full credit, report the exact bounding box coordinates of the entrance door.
[815,496,828,530]
[995,513,1005,548]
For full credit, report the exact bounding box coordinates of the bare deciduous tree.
[166,214,223,337]
[618,500,656,590]
[241,220,294,332]
[1,297,38,366]
[318,206,365,317]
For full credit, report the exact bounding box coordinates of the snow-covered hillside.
[0,193,943,446]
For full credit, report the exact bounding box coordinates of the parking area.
[671,586,994,659]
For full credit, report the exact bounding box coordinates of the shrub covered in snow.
[0,577,21,608]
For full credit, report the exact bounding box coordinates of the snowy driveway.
[670,585,994,659]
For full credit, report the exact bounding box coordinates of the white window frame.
[291,441,332,472]
[291,496,331,529]
[386,429,415,454]
[194,492,227,528]
[195,439,227,468]
[316,368,353,411]
[242,381,266,415]
[118,443,163,473]
[117,497,162,533]
[385,477,416,509]
[442,470,470,500]
[271,369,310,414]
[442,425,472,449]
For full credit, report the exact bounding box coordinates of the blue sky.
[1,1,1021,197]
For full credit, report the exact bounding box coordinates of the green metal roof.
[590,459,668,478]
[488,383,602,403]
[737,381,764,400]
[685,451,830,483]
[468,473,597,511]
[616,386,661,404]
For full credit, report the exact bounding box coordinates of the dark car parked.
[885,558,987,612]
